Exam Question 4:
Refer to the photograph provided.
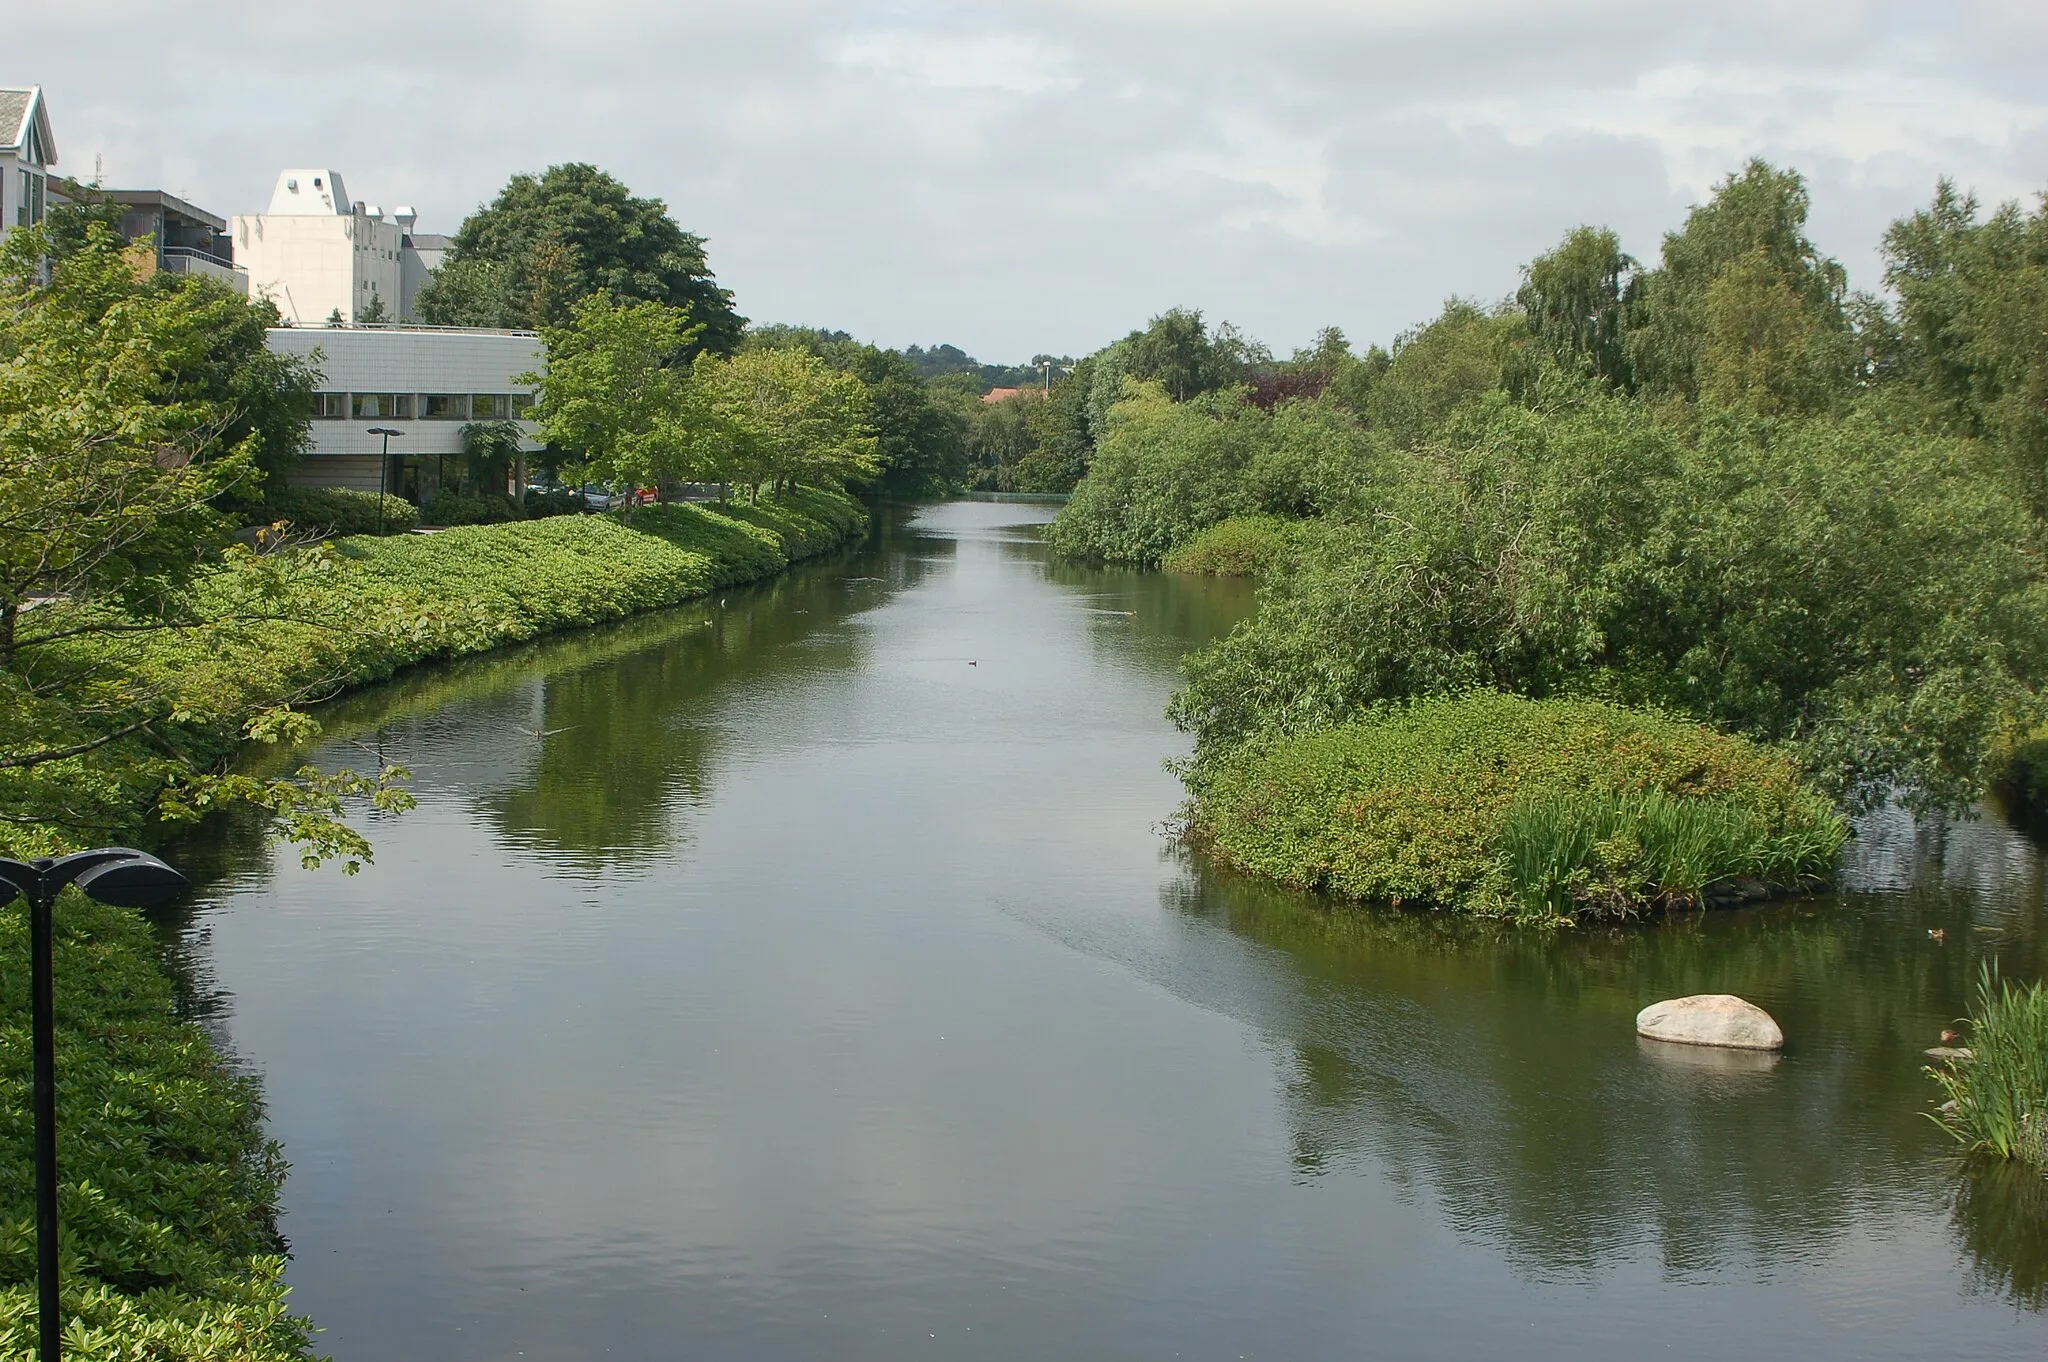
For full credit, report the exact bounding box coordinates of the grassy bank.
[1187,692,1846,922]
[10,487,867,859]
[1,893,310,1360]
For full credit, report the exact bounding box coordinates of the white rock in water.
[1636,994,1784,1051]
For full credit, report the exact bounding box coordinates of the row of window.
[311,392,535,421]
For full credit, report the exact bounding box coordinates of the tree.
[528,292,709,496]
[1626,159,1855,411]
[0,220,407,862]
[1879,180,2048,500]
[701,347,879,496]
[1127,307,1243,401]
[418,163,744,353]
[1518,226,1639,388]
[743,327,966,494]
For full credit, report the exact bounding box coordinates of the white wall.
[234,212,404,324]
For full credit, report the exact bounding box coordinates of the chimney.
[394,205,418,233]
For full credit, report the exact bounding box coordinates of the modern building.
[267,325,544,499]
[107,189,247,293]
[231,169,444,324]
[0,85,56,239]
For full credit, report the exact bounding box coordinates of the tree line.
[1044,159,2048,816]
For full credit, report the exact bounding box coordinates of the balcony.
[158,246,248,295]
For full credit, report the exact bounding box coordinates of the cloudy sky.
[21,1,2048,360]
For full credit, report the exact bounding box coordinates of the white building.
[268,326,544,498]
[232,169,440,324]
[0,85,56,239]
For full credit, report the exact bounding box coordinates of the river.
[166,500,2048,1360]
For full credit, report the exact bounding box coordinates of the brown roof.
[982,387,1024,404]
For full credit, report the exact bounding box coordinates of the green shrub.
[523,488,585,519]
[0,892,314,1360]
[420,492,523,526]
[1189,691,1844,920]
[1932,965,2048,1168]
[261,486,418,537]
[1162,515,1299,576]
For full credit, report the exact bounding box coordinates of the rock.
[1924,1046,1973,1062]
[1636,994,1784,1051]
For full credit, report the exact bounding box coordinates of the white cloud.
[11,1,2047,359]
[833,30,1079,94]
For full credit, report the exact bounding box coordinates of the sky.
[18,1,2048,361]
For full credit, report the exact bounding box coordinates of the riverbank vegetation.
[1933,968,2048,1170]
[0,894,311,1361]
[1189,693,1844,920]
[1040,160,2048,914]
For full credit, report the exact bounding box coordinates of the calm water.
[167,501,2048,1360]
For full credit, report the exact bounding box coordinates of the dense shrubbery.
[1189,692,1845,921]
[261,486,418,537]
[0,894,313,1360]
[420,491,524,526]
[1932,967,2048,1170]
[6,488,868,857]
[523,488,585,518]
[1162,515,1299,576]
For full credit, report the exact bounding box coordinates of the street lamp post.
[0,850,188,1362]
[367,426,405,533]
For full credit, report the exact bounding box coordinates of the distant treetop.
[418,163,744,354]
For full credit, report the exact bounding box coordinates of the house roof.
[0,86,55,165]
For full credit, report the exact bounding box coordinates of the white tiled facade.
[268,327,544,494]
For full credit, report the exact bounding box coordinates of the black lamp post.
[1,850,189,1362]
[367,426,404,533]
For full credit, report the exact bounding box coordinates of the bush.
[523,488,585,519]
[420,492,523,526]
[0,892,314,1359]
[1932,965,2048,1169]
[1188,691,1845,920]
[1162,515,1299,576]
[261,486,417,537]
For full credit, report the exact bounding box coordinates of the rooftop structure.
[233,168,439,324]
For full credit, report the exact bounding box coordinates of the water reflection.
[163,501,2048,1359]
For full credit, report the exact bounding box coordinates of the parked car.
[578,483,616,512]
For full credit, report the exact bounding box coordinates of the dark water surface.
[169,502,2048,1360]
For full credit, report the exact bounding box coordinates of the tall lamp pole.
[368,426,405,533]
[1,850,189,1362]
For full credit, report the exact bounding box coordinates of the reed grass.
[1498,790,1845,918]
[1931,964,2048,1168]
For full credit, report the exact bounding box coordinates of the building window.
[471,394,511,420]
[423,394,471,420]
[311,392,347,419]
[351,393,414,419]
[510,394,536,418]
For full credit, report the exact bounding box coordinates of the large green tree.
[1626,160,1856,413]
[419,163,744,352]
[1878,180,2048,500]
[745,326,966,494]
[529,292,711,494]
[701,347,879,494]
